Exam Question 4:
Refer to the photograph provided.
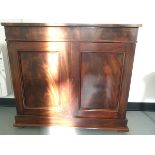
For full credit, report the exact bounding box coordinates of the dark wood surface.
[4,26,139,42]
[2,23,141,131]
[70,43,126,119]
[14,115,129,132]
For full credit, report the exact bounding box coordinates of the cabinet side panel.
[118,44,136,118]
[6,42,24,114]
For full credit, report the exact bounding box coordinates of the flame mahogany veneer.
[2,23,141,131]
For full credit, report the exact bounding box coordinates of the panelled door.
[8,41,133,120]
[8,42,72,117]
[71,42,128,119]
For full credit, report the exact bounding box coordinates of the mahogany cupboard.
[1,23,141,131]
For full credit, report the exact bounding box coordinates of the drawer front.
[5,26,138,42]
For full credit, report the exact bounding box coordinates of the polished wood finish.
[2,23,141,131]
[3,27,138,42]
[1,23,142,27]
[14,115,128,132]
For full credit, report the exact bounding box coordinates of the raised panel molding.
[80,52,125,110]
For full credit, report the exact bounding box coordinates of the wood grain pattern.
[19,51,60,108]
[2,23,141,131]
[81,52,124,110]
[4,27,138,42]
[71,43,126,118]
[8,42,71,116]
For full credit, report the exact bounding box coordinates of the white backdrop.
[0,0,155,102]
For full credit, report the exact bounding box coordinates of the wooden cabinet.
[2,23,141,131]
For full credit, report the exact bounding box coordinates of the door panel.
[71,43,126,118]
[20,51,60,108]
[81,52,124,110]
[9,42,71,116]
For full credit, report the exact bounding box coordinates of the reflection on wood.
[81,52,124,110]
[19,42,70,113]
[20,51,60,108]
[44,52,60,108]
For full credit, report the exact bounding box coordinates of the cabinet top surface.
[1,23,142,27]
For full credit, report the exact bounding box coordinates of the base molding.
[14,115,129,132]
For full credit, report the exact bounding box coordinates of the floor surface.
[0,107,155,135]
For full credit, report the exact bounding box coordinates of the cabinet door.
[8,42,71,116]
[71,43,134,119]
